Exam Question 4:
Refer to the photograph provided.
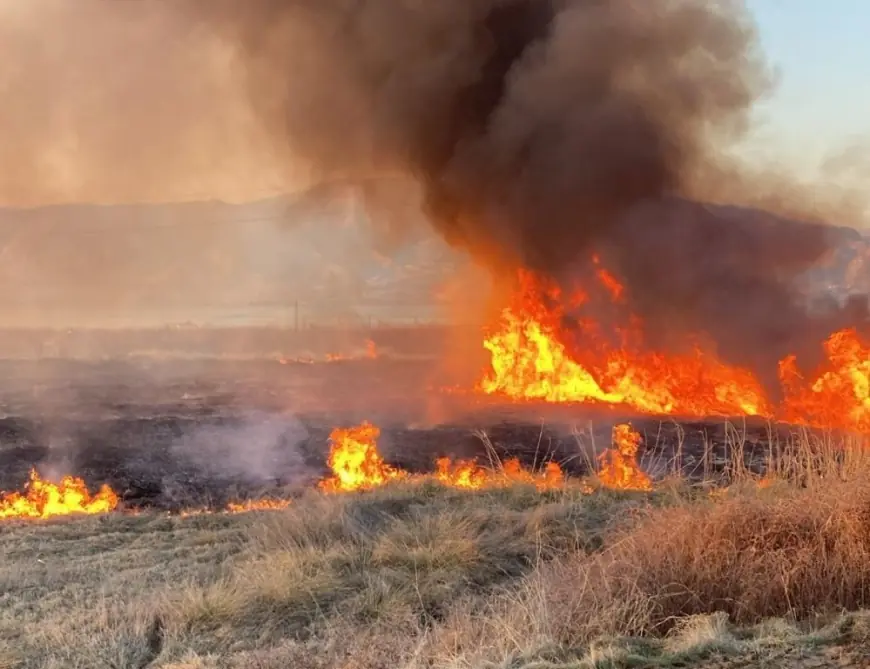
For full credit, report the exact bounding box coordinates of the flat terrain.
[0,356,788,511]
[5,476,870,668]
[2,356,869,667]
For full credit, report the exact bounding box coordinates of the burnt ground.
[0,356,797,511]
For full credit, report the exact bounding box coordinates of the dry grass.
[5,425,870,668]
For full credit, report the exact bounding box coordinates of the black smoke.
[198,0,868,387]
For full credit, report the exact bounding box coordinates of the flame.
[481,270,769,417]
[319,421,408,492]
[319,421,563,492]
[434,456,564,490]
[0,469,119,520]
[779,328,870,433]
[326,340,379,363]
[598,424,652,491]
[480,268,870,433]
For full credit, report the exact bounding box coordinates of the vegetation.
[4,426,870,668]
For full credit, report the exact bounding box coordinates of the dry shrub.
[425,478,870,665]
[567,478,870,633]
[600,479,870,631]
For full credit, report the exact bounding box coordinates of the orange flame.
[319,421,563,492]
[326,341,379,363]
[319,421,407,492]
[480,268,870,433]
[598,424,652,490]
[779,328,870,433]
[435,456,563,490]
[481,270,768,417]
[0,469,119,520]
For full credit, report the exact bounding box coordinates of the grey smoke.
[171,411,313,486]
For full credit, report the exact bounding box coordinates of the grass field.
[5,428,870,668]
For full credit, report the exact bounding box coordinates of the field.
[2,354,870,667]
[5,448,870,668]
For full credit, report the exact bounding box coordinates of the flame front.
[319,421,563,492]
[598,424,652,491]
[779,328,870,432]
[0,469,119,520]
[481,268,870,433]
[481,270,768,417]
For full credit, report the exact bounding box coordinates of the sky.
[745,0,870,179]
[0,0,865,206]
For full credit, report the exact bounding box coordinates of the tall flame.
[598,424,652,491]
[481,268,870,433]
[0,470,119,519]
[779,328,870,432]
[319,421,407,492]
[319,421,563,492]
[481,270,768,417]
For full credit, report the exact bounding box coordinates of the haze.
[0,0,866,328]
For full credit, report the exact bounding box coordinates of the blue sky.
[746,0,869,176]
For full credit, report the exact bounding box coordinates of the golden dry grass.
[4,425,870,668]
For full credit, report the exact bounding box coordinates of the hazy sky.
[745,0,869,178]
[0,0,865,206]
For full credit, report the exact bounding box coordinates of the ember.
[226,499,293,513]
[0,469,119,520]
[319,421,407,492]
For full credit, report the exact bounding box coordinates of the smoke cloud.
[196,0,866,385]
[1,1,867,384]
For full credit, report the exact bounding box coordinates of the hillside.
[0,190,864,328]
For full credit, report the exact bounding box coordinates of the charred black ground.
[0,355,793,512]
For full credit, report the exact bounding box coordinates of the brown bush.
[507,477,870,648]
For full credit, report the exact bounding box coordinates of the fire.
[0,469,119,520]
[326,341,378,363]
[598,424,652,491]
[481,270,769,417]
[779,328,870,433]
[319,421,564,492]
[226,499,293,513]
[435,456,564,490]
[480,267,870,433]
[319,421,407,492]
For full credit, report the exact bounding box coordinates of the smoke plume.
[198,0,866,384]
[2,1,866,383]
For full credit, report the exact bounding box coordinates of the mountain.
[0,187,864,328]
